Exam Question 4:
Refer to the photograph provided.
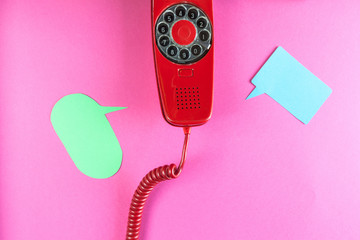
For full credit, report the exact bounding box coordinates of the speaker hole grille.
[176,87,200,110]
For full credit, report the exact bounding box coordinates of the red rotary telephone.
[152,0,214,126]
[126,1,213,239]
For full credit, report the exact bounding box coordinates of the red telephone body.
[152,0,214,127]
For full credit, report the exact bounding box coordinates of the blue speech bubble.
[247,46,332,124]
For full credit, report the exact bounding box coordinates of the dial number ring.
[155,4,212,64]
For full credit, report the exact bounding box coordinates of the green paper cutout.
[51,93,126,179]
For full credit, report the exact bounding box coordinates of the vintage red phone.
[152,0,214,126]
[126,1,213,239]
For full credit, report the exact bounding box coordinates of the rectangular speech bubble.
[246,46,332,124]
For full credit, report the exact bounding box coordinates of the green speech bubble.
[51,93,126,179]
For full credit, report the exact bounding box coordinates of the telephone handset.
[126,1,213,239]
[152,0,214,126]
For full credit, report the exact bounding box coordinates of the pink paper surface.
[1,0,360,239]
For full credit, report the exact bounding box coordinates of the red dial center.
[171,20,196,46]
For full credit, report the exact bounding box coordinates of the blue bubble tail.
[246,87,264,100]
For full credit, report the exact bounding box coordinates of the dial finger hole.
[164,11,175,23]
[188,8,198,20]
[175,6,186,17]
[199,30,210,41]
[191,45,202,56]
[196,17,207,28]
[159,36,170,47]
[167,46,178,57]
[179,49,190,60]
[158,23,168,34]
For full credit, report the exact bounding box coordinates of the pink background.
[1,0,360,239]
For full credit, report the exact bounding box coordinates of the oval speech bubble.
[51,93,126,179]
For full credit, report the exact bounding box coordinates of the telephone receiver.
[152,0,214,126]
[126,1,213,239]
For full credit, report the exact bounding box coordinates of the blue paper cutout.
[247,46,332,124]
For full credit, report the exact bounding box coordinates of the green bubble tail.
[246,87,264,100]
[101,106,127,114]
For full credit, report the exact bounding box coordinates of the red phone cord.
[126,127,191,240]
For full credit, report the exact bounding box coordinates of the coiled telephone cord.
[126,127,191,240]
